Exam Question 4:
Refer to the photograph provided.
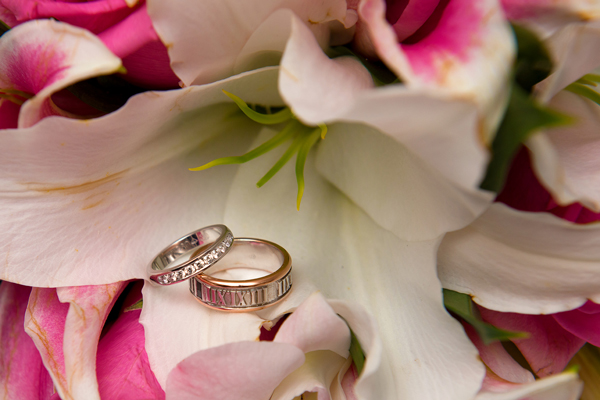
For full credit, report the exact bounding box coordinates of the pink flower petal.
[576,300,600,314]
[165,341,305,400]
[0,98,20,129]
[0,283,54,400]
[0,19,122,127]
[274,292,351,358]
[97,309,165,400]
[24,288,69,398]
[478,307,584,377]
[553,306,600,347]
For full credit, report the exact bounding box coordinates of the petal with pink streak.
[97,309,165,400]
[98,4,179,88]
[478,307,584,377]
[476,370,583,400]
[389,0,439,41]
[274,292,351,358]
[463,323,534,384]
[56,282,127,400]
[24,288,69,399]
[165,341,305,400]
[329,358,358,400]
[0,0,132,33]
[147,0,353,85]
[271,351,347,400]
[359,0,514,135]
[0,283,54,400]
[553,307,600,347]
[0,19,122,127]
[0,98,20,129]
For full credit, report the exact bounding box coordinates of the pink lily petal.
[576,300,600,314]
[358,0,514,134]
[165,341,305,400]
[97,308,165,400]
[271,351,347,400]
[0,19,122,127]
[0,98,20,129]
[329,358,358,400]
[274,292,351,358]
[147,0,354,85]
[24,288,69,398]
[478,307,584,377]
[388,0,440,42]
[463,323,534,384]
[0,0,132,32]
[0,283,54,400]
[25,283,126,400]
[98,3,179,88]
[476,370,583,400]
[553,305,600,347]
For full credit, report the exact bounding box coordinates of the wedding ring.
[189,238,292,312]
[148,225,234,285]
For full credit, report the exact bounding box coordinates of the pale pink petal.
[358,0,514,134]
[271,351,347,400]
[553,307,600,347]
[97,309,165,400]
[24,288,69,399]
[165,341,305,400]
[476,370,583,400]
[98,3,179,88]
[147,0,353,85]
[0,283,54,400]
[56,282,127,400]
[0,0,132,33]
[0,19,122,127]
[463,323,534,384]
[438,203,600,313]
[329,358,358,400]
[478,308,584,377]
[0,68,281,287]
[274,292,351,358]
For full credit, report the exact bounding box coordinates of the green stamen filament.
[222,90,293,125]
[566,73,600,106]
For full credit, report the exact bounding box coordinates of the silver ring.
[189,238,292,312]
[148,224,234,285]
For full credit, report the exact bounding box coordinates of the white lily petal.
[476,370,583,400]
[147,0,352,85]
[271,351,347,400]
[528,89,600,211]
[274,292,350,358]
[358,0,514,135]
[0,68,281,287]
[0,19,122,128]
[221,131,485,399]
[438,203,600,314]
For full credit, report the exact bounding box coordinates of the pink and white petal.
[222,136,485,399]
[553,307,600,347]
[24,288,70,399]
[438,203,600,314]
[0,283,54,400]
[463,323,534,384]
[140,282,265,387]
[0,67,281,287]
[527,90,600,211]
[274,292,350,358]
[359,0,514,134]
[476,370,583,400]
[147,0,353,85]
[478,308,584,377]
[277,19,493,240]
[329,358,358,400]
[96,309,165,400]
[55,283,127,400]
[165,341,305,400]
[0,19,123,128]
[271,351,347,400]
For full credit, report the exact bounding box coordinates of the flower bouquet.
[1,0,600,399]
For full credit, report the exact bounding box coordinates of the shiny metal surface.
[148,224,233,285]
[190,238,292,312]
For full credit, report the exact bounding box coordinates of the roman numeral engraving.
[216,290,227,305]
[236,291,247,306]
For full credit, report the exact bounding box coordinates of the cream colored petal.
[0,68,281,287]
[476,370,583,400]
[438,203,600,314]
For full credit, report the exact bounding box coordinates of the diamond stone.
[185,266,194,276]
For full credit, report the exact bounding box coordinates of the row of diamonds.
[156,232,233,284]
